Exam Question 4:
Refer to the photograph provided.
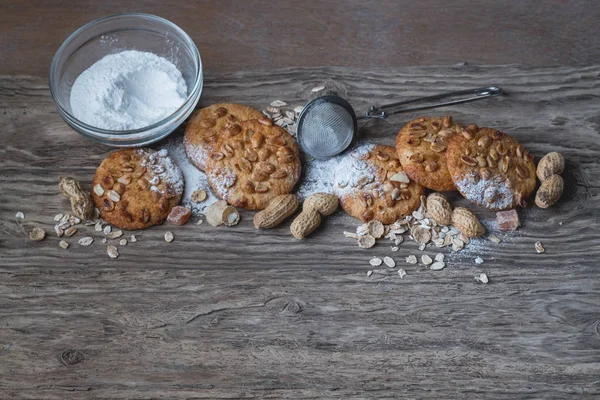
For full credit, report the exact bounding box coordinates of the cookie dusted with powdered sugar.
[395,116,463,192]
[203,118,301,210]
[333,144,424,224]
[91,148,184,230]
[184,103,264,171]
[446,125,536,210]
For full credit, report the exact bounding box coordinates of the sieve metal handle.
[359,86,503,119]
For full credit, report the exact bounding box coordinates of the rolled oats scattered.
[59,240,69,249]
[475,257,484,264]
[311,86,325,92]
[358,234,376,249]
[95,222,103,232]
[430,261,446,270]
[15,211,24,219]
[103,225,112,235]
[383,256,395,268]
[54,225,64,237]
[119,239,127,246]
[64,226,78,237]
[54,213,64,222]
[102,238,107,243]
[130,234,137,243]
[367,270,373,277]
[406,255,418,264]
[78,237,94,246]
[196,219,204,225]
[418,244,426,251]
[164,231,174,243]
[369,257,383,266]
[391,246,399,251]
[107,230,123,239]
[343,231,359,239]
[421,254,433,265]
[398,269,407,279]
[474,273,489,283]
[60,214,70,224]
[270,100,287,107]
[435,253,445,262]
[107,245,119,259]
[29,227,45,241]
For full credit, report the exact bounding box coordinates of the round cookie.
[396,116,463,192]
[446,125,536,210]
[91,148,184,230]
[333,144,424,224]
[184,103,264,171]
[203,118,301,210]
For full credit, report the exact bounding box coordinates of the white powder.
[70,50,188,130]
[161,136,218,215]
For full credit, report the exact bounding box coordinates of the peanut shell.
[253,194,299,229]
[290,209,321,239]
[451,207,485,238]
[426,192,452,226]
[303,193,339,216]
[536,152,565,181]
[535,174,563,208]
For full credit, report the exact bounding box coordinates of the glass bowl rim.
[49,12,202,136]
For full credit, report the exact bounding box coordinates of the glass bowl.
[49,13,202,147]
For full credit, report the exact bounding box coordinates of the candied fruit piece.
[167,206,191,226]
[496,209,520,231]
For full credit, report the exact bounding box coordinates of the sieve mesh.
[297,100,356,158]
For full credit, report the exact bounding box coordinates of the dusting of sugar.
[160,136,218,215]
[139,148,184,198]
[455,173,514,210]
[332,143,378,197]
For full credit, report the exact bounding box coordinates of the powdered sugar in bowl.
[50,13,202,147]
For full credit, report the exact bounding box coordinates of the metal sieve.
[296,86,502,158]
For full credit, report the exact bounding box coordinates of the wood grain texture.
[1,65,600,398]
[2,0,600,75]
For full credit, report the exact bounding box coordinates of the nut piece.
[290,209,321,239]
[191,189,207,203]
[59,176,94,220]
[222,206,240,226]
[303,193,339,216]
[426,193,452,226]
[451,207,485,238]
[164,231,174,243]
[535,174,563,208]
[59,240,69,249]
[537,152,565,181]
[205,200,229,227]
[29,227,46,241]
[496,209,520,231]
[253,194,299,229]
[535,241,545,253]
[78,237,94,246]
[167,206,192,225]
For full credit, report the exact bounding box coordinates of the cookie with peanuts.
[395,116,463,191]
[446,125,536,210]
[91,148,184,230]
[333,144,424,224]
[184,103,264,171]
[203,118,302,210]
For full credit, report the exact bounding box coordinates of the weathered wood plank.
[1,65,600,398]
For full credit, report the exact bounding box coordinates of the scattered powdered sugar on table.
[161,137,218,215]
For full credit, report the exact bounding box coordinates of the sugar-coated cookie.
[91,148,183,230]
[184,103,264,171]
[446,125,536,210]
[333,144,424,224]
[395,116,463,192]
[203,118,301,210]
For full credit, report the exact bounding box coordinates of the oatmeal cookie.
[446,125,536,210]
[184,103,264,171]
[333,144,424,224]
[203,118,301,210]
[91,148,184,230]
[395,116,463,191]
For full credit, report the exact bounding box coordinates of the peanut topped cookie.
[446,125,536,210]
[184,103,264,171]
[91,148,184,230]
[395,116,463,192]
[203,118,301,210]
[333,144,424,224]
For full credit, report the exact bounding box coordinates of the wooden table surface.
[2,0,600,76]
[1,65,600,398]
